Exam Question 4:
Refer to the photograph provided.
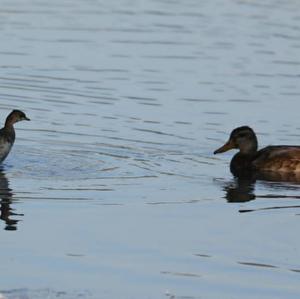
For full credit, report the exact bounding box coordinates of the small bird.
[0,110,30,163]
[214,126,300,176]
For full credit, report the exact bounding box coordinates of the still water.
[0,0,300,298]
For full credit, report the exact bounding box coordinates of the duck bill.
[24,116,30,121]
[214,140,235,154]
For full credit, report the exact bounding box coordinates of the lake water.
[0,0,300,298]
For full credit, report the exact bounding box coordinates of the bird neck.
[239,140,258,155]
[4,121,16,137]
[230,153,255,177]
[4,114,16,129]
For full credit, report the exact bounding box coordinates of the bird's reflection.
[223,171,300,203]
[0,169,22,231]
[224,177,256,202]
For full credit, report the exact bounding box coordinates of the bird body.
[0,139,14,163]
[0,110,30,163]
[253,146,300,173]
[214,126,300,176]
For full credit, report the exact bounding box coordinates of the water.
[0,0,300,298]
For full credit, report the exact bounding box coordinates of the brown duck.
[0,110,30,163]
[214,126,300,176]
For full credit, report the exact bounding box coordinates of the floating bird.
[214,126,300,176]
[0,110,30,163]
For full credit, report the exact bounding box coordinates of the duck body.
[229,152,254,175]
[214,126,300,177]
[253,146,300,172]
[231,146,300,175]
[0,126,15,163]
[0,110,30,163]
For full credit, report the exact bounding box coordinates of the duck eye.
[238,133,247,138]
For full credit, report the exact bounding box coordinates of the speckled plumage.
[253,146,300,172]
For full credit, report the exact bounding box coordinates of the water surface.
[0,0,300,298]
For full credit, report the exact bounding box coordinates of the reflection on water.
[0,169,22,231]
[223,177,256,203]
[0,0,300,298]
[239,204,300,214]
[222,172,300,216]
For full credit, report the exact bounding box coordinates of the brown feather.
[253,146,300,172]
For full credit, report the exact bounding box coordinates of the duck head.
[5,110,30,127]
[214,126,258,155]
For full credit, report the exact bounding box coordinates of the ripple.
[1,288,93,299]
[1,0,300,298]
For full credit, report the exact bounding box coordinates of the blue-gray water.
[0,0,300,298]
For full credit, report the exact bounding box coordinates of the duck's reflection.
[224,177,256,202]
[0,169,22,231]
[223,171,300,203]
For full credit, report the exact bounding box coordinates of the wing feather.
[253,146,300,172]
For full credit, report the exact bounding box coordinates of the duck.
[0,110,30,163]
[214,126,300,176]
